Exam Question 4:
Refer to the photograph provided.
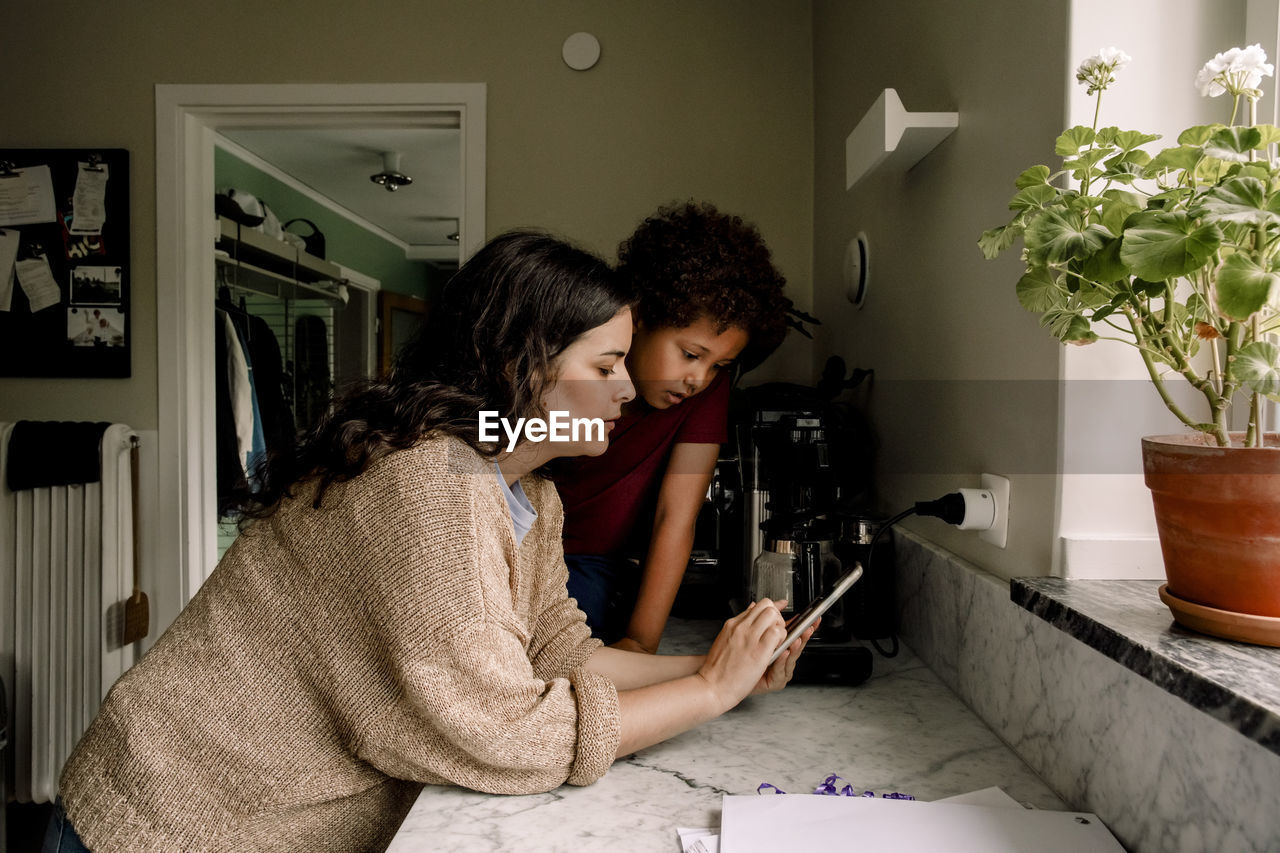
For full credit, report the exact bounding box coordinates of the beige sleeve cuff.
[565,667,620,786]
[530,596,601,681]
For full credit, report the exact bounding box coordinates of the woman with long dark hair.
[46,231,813,853]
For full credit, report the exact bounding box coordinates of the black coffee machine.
[731,375,895,684]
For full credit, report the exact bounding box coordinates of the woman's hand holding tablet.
[768,563,864,665]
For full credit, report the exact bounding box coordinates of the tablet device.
[768,562,864,664]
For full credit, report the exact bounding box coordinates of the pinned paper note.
[69,161,108,235]
[15,255,61,313]
[0,164,57,227]
[0,229,18,311]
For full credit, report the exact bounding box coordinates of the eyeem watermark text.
[479,410,605,452]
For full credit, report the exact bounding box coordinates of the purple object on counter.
[757,774,915,800]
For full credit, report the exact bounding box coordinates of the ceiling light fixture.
[370,151,413,192]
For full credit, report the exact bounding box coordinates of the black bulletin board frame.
[0,148,130,377]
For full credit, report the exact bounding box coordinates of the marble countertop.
[1012,578,1280,757]
[388,619,1064,852]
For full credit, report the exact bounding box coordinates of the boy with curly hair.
[555,201,792,653]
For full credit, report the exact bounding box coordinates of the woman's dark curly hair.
[617,201,791,371]
[229,230,629,520]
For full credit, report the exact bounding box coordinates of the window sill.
[1011,578,1280,757]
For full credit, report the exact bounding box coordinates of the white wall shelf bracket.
[845,88,958,190]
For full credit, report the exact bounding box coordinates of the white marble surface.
[388,618,1064,852]
[1013,577,1280,753]
[894,528,1280,853]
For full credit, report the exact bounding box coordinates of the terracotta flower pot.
[1143,433,1280,643]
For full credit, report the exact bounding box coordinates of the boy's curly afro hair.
[617,201,792,371]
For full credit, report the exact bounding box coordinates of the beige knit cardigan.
[60,437,620,852]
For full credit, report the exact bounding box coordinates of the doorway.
[154,84,485,628]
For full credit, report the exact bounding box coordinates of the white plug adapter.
[955,488,997,531]
[978,473,1010,549]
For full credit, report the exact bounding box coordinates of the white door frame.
[154,83,485,608]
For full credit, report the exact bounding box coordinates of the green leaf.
[1185,292,1214,325]
[1206,127,1264,161]
[1015,266,1063,312]
[1114,130,1161,151]
[1056,126,1096,156]
[1080,237,1129,283]
[1167,300,1192,329]
[979,224,1020,259]
[1092,304,1116,322]
[1102,188,1145,207]
[1099,192,1143,236]
[1194,156,1234,184]
[1254,124,1280,148]
[1144,145,1202,177]
[1107,149,1151,167]
[1015,165,1052,189]
[1214,253,1280,320]
[1193,177,1280,226]
[1009,184,1058,212]
[1065,148,1111,171]
[1099,164,1142,185]
[1041,308,1098,344]
[1235,162,1273,182]
[1024,209,1113,265]
[1133,277,1168,297]
[1065,194,1106,215]
[1118,211,1223,281]
[1177,125,1217,146]
[1147,188,1190,207]
[1073,282,1111,309]
[1233,341,1280,395]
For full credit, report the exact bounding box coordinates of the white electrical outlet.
[979,473,1010,549]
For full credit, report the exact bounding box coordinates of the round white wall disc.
[562,32,601,71]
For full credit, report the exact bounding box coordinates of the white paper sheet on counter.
[718,792,1125,852]
[676,826,719,853]
[681,787,1026,852]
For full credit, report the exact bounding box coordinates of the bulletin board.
[0,148,130,377]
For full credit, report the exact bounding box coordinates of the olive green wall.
[0,0,814,429]
[215,146,430,297]
[811,0,1070,579]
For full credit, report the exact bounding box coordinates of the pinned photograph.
[67,306,125,347]
[70,265,122,305]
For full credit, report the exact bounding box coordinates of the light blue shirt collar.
[494,463,537,546]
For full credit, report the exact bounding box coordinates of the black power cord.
[861,492,979,658]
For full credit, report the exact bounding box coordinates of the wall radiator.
[0,422,139,804]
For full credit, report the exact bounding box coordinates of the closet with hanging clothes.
[213,213,364,539]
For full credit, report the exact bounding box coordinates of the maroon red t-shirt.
[555,372,730,556]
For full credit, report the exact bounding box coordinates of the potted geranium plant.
[981,45,1280,645]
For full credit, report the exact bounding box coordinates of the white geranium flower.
[1076,47,1132,95]
[1098,47,1132,69]
[1197,43,1274,98]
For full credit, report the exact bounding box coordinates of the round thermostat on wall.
[843,232,870,307]
[562,32,601,70]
